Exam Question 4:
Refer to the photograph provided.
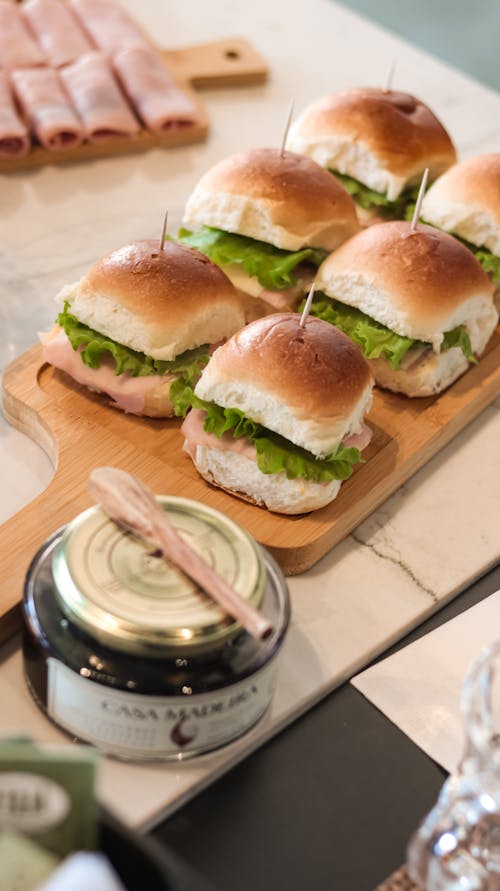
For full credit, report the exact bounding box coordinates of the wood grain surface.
[1,331,499,645]
[0,37,269,173]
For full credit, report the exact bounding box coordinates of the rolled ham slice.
[11,67,83,151]
[41,327,172,415]
[112,46,198,133]
[0,0,46,69]
[181,409,373,461]
[69,0,150,56]
[21,0,92,68]
[60,51,140,141]
[0,71,30,158]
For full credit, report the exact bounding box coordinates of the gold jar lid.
[51,496,266,657]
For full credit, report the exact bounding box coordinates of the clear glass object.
[408,639,500,890]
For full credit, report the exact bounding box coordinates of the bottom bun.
[370,301,497,396]
[188,444,342,514]
[370,346,471,397]
[140,380,176,417]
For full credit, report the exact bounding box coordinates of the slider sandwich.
[178,147,360,314]
[310,221,498,397]
[181,313,374,514]
[41,240,245,417]
[421,154,500,298]
[288,88,457,223]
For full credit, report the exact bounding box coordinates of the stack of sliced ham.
[0,72,30,159]
[22,0,92,68]
[0,0,199,161]
[113,46,198,133]
[11,67,83,150]
[0,0,46,69]
[61,52,140,141]
[69,0,150,56]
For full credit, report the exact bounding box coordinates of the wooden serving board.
[1,332,499,645]
[0,37,268,173]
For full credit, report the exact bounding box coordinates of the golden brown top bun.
[58,239,246,360]
[421,153,500,255]
[195,313,374,458]
[288,88,457,200]
[316,221,495,348]
[183,147,360,252]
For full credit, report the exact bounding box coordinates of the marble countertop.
[0,0,499,829]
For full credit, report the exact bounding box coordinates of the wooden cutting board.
[0,36,268,172]
[1,331,499,645]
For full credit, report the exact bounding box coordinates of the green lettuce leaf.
[253,435,361,482]
[57,303,209,416]
[193,398,263,440]
[331,171,419,218]
[442,326,477,364]
[303,295,476,369]
[305,296,417,369]
[177,227,327,291]
[183,389,362,482]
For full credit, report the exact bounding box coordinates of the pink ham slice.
[41,327,172,415]
[0,0,46,69]
[182,409,258,461]
[10,67,83,151]
[21,0,92,68]
[341,422,372,451]
[181,408,373,461]
[112,46,198,133]
[60,51,140,141]
[69,0,150,56]
[0,71,30,158]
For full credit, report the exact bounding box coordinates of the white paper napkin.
[351,589,500,774]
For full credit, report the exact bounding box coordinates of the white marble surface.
[0,0,499,829]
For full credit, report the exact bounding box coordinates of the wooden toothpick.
[384,59,396,93]
[299,282,315,328]
[410,168,429,231]
[280,100,295,157]
[159,209,168,250]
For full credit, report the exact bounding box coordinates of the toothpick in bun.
[178,147,360,314]
[40,240,246,417]
[288,88,457,224]
[311,221,498,397]
[181,313,374,514]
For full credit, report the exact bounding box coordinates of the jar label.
[47,658,279,758]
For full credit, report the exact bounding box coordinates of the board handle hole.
[224,49,240,60]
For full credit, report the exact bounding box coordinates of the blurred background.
[335,1,500,92]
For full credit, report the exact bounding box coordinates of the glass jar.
[408,639,500,890]
[22,496,290,761]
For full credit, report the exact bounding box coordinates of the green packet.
[0,830,59,891]
[0,738,98,860]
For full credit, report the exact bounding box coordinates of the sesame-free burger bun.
[316,221,496,350]
[190,446,343,514]
[195,313,374,459]
[44,240,246,418]
[58,239,246,361]
[183,148,360,252]
[421,153,500,255]
[288,88,457,201]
